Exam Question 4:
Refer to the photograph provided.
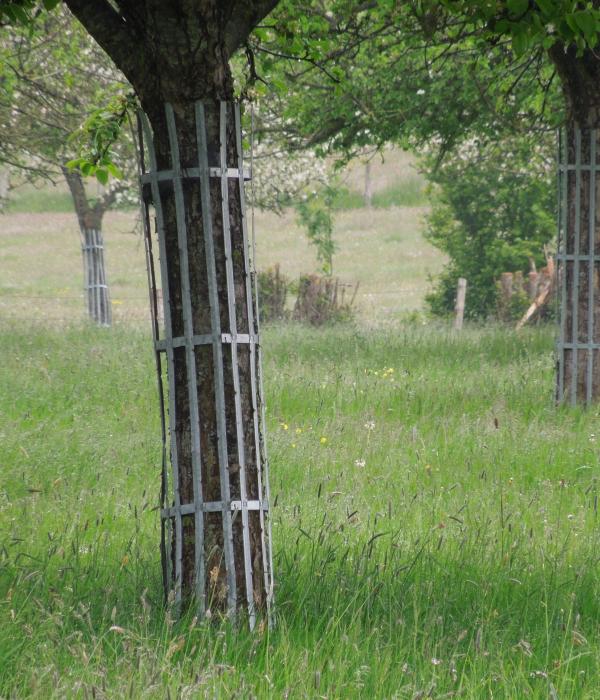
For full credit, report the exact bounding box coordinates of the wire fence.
[0,288,430,300]
[0,285,446,329]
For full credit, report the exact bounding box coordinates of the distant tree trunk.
[0,172,8,200]
[64,0,280,618]
[548,43,600,405]
[63,167,112,326]
[364,160,372,208]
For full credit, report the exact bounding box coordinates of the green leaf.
[575,11,596,38]
[541,35,555,49]
[558,18,576,42]
[105,162,122,179]
[65,158,84,169]
[512,31,528,57]
[95,168,109,185]
[10,3,31,25]
[507,0,528,18]
[565,13,579,33]
[80,162,95,177]
[272,78,288,93]
[42,0,61,9]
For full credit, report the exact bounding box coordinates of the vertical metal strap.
[587,131,596,408]
[234,104,271,614]
[195,101,237,614]
[555,131,561,401]
[165,104,206,610]
[93,229,100,323]
[249,106,275,609]
[82,228,89,317]
[131,111,170,590]
[219,101,255,623]
[103,230,112,326]
[86,229,92,318]
[93,229,98,320]
[140,111,183,601]
[572,131,582,407]
[559,131,568,403]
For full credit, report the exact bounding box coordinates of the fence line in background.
[0,288,430,300]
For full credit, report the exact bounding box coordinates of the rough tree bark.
[63,167,114,326]
[63,0,280,614]
[548,43,600,404]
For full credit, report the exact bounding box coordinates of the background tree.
[252,0,600,403]
[247,1,561,314]
[0,8,136,325]
[423,132,557,318]
[443,0,600,402]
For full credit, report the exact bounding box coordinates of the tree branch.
[224,0,281,57]
[62,0,142,84]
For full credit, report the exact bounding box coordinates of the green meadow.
[1,319,600,699]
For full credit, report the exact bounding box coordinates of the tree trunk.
[0,172,8,200]
[63,168,112,326]
[364,160,372,208]
[141,99,270,620]
[63,0,280,620]
[548,43,600,405]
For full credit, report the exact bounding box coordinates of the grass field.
[2,319,600,699]
[2,158,596,698]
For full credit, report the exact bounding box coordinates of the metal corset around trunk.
[80,227,111,327]
[133,101,273,626]
[556,128,600,407]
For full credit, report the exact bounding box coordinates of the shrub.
[292,273,356,325]
[256,264,289,323]
[423,133,556,319]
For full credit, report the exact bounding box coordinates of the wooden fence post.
[454,278,467,330]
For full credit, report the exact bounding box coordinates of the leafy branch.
[294,185,339,276]
[66,90,139,185]
[0,0,59,26]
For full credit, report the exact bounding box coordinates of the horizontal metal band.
[556,253,600,261]
[81,246,106,251]
[558,165,600,172]
[154,333,254,352]
[556,343,600,350]
[140,167,251,185]
[161,499,269,519]
[84,285,109,290]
